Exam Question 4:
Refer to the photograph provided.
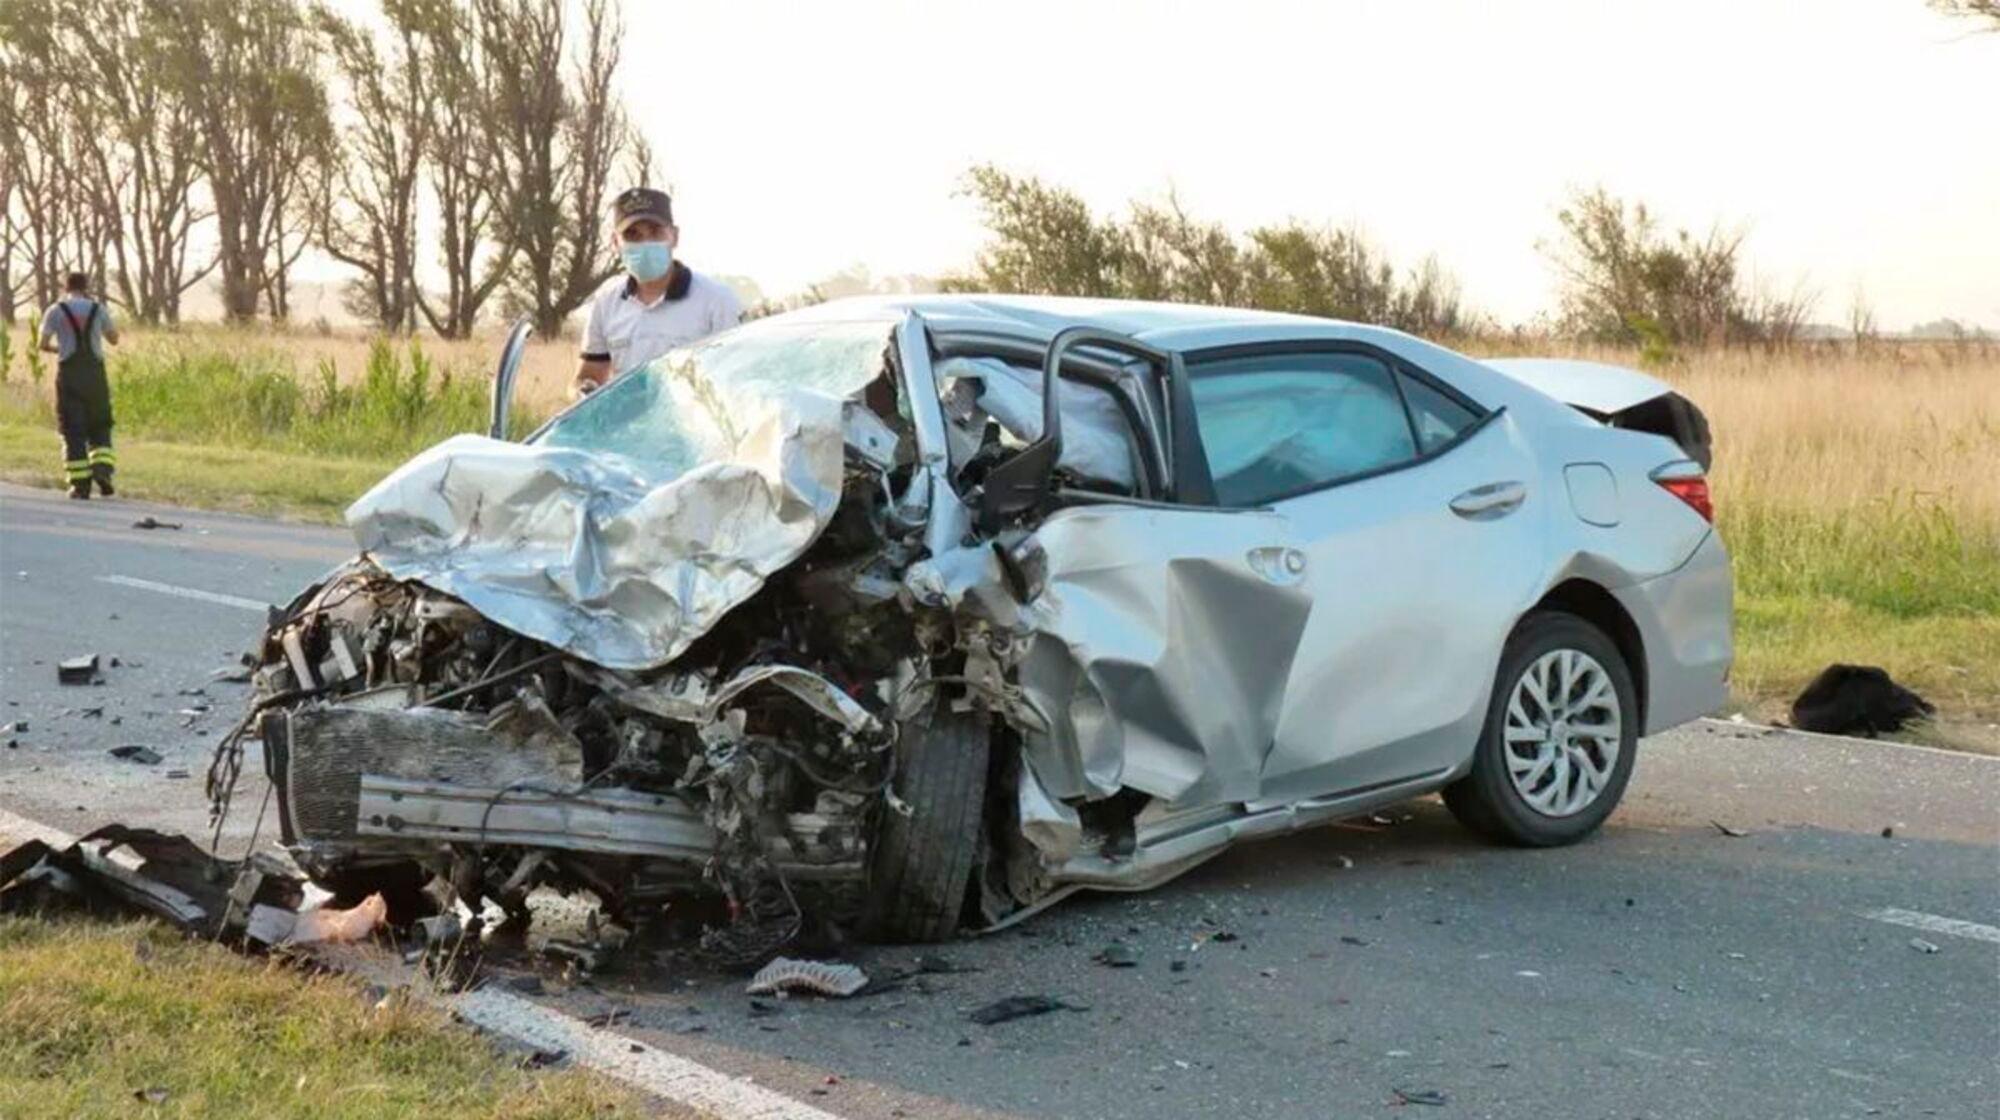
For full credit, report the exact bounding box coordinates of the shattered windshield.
[531,318,894,473]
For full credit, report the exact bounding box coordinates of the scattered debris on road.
[1710,820,1750,838]
[745,957,870,998]
[969,994,1078,1025]
[1908,937,1941,954]
[1392,1088,1449,1107]
[1790,664,1934,736]
[131,516,182,530]
[108,745,164,765]
[1093,941,1140,968]
[57,654,101,685]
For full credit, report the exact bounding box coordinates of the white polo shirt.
[580,263,744,375]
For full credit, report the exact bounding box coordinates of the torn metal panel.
[355,778,864,878]
[347,321,897,672]
[0,826,306,937]
[596,663,882,738]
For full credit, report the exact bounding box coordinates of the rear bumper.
[1615,529,1734,735]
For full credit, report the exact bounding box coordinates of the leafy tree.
[946,164,1470,335]
[1543,187,1811,353]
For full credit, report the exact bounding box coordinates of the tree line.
[945,166,1823,352]
[0,0,646,337]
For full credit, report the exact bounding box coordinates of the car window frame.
[1179,340,1502,509]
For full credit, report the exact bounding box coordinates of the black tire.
[860,708,990,942]
[1443,611,1640,847]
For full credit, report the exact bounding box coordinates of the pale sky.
[299,0,1998,331]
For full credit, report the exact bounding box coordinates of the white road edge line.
[0,805,842,1120]
[1696,717,1997,761]
[96,574,270,613]
[1863,907,2000,945]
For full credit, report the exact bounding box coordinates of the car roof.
[775,293,1574,422]
[782,293,1389,352]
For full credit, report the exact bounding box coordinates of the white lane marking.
[454,987,843,1120]
[0,805,79,850]
[0,805,839,1120]
[96,574,269,613]
[1863,907,2000,945]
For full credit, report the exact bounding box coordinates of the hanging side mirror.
[487,317,534,440]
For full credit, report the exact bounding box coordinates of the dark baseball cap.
[611,187,674,232]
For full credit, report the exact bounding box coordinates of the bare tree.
[413,0,510,338]
[313,1,433,331]
[58,0,214,324]
[153,0,331,323]
[0,61,22,324]
[0,5,90,310]
[479,0,641,338]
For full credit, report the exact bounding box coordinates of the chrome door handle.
[1450,481,1526,519]
[1245,545,1307,585]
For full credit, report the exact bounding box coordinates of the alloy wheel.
[1502,648,1623,817]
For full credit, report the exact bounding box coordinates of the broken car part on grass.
[208,297,1733,955]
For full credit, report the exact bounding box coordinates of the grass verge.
[0,916,645,1119]
[0,421,383,524]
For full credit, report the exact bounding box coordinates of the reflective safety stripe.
[88,447,117,465]
[64,460,93,482]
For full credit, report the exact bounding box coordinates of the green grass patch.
[0,421,386,523]
[0,335,539,461]
[1732,593,2000,750]
[1722,498,2000,619]
[0,916,646,1119]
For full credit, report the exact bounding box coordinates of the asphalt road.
[2,481,1996,1120]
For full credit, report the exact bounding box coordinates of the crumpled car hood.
[346,392,847,671]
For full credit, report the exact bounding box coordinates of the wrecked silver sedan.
[223,296,1732,945]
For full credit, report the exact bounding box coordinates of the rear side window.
[1190,352,1416,506]
[1397,369,1479,452]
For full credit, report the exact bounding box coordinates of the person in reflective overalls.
[38,272,121,499]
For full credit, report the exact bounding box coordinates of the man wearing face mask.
[575,187,744,395]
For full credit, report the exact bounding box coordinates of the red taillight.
[1657,475,1713,522]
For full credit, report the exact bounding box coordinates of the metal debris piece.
[131,516,182,530]
[134,1086,170,1105]
[57,655,100,684]
[1392,1088,1449,1107]
[1908,938,1941,954]
[1710,820,1750,838]
[1093,941,1140,968]
[108,745,163,766]
[968,994,1074,1025]
[542,939,605,974]
[0,826,304,937]
[745,956,870,998]
[210,666,253,684]
[915,954,977,974]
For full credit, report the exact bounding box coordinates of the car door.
[931,327,1315,812]
[1181,344,1547,807]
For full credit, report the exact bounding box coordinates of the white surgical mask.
[621,241,673,282]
